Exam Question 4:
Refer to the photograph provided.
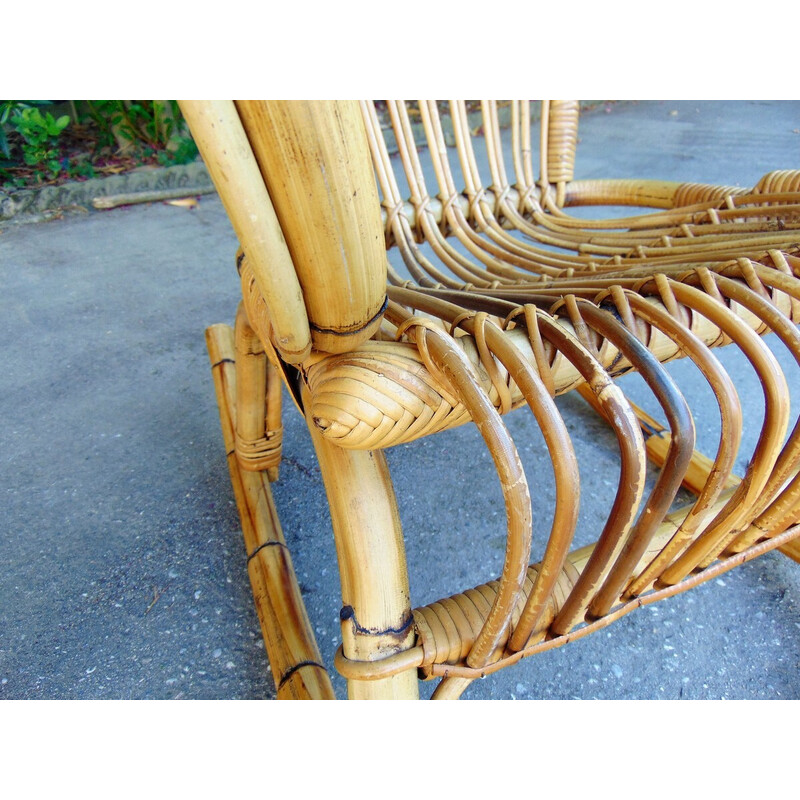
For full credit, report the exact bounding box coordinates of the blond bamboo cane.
[179,101,311,363]
[640,433,800,561]
[235,101,387,354]
[303,383,418,699]
[232,304,283,480]
[206,324,334,699]
[265,361,282,483]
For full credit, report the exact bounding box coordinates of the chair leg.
[206,323,335,699]
[304,388,420,699]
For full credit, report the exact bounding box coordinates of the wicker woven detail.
[545,100,580,186]
[412,560,581,667]
[363,102,800,284]
[235,428,283,472]
[305,341,473,449]
[414,525,800,681]
[304,263,799,450]
[754,170,800,194]
[672,182,747,208]
[329,520,800,683]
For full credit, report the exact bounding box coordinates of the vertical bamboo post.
[303,385,419,699]
[206,324,335,699]
[265,361,282,483]
[235,101,387,354]
[234,303,282,481]
[179,101,312,364]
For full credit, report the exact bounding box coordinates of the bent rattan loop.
[391,306,534,669]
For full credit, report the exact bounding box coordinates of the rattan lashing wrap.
[234,428,283,472]
[412,558,584,668]
[543,100,580,190]
[755,170,800,195]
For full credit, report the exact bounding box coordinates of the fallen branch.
[92,184,215,209]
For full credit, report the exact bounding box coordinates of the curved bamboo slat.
[179,101,312,364]
[198,99,800,699]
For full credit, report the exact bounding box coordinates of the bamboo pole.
[236,101,387,354]
[641,431,800,565]
[303,384,419,699]
[92,185,216,209]
[179,101,311,364]
[206,324,334,699]
[233,304,282,481]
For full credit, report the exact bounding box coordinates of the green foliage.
[0,100,55,159]
[1,100,199,188]
[161,134,199,166]
[63,158,95,180]
[83,100,197,164]
[12,107,71,176]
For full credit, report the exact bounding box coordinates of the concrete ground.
[2,100,799,700]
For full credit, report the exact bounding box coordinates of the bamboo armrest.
[304,260,800,450]
[562,179,746,210]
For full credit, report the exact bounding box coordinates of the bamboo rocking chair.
[179,100,800,699]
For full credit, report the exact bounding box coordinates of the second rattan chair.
[179,100,800,699]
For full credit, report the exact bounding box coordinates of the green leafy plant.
[11,107,71,176]
[2,100,199,189]
[83,100,197,164]
[64,157,95,180]
[0,100,56,159]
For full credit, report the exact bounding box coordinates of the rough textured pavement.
[2,100,799,700]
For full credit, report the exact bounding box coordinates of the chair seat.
[301,250,799,451]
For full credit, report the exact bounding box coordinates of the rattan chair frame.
[180,100,800,699]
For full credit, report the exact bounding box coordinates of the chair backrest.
[180,100,387,362]
[181,100,584,361]
[360,101,581,239]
